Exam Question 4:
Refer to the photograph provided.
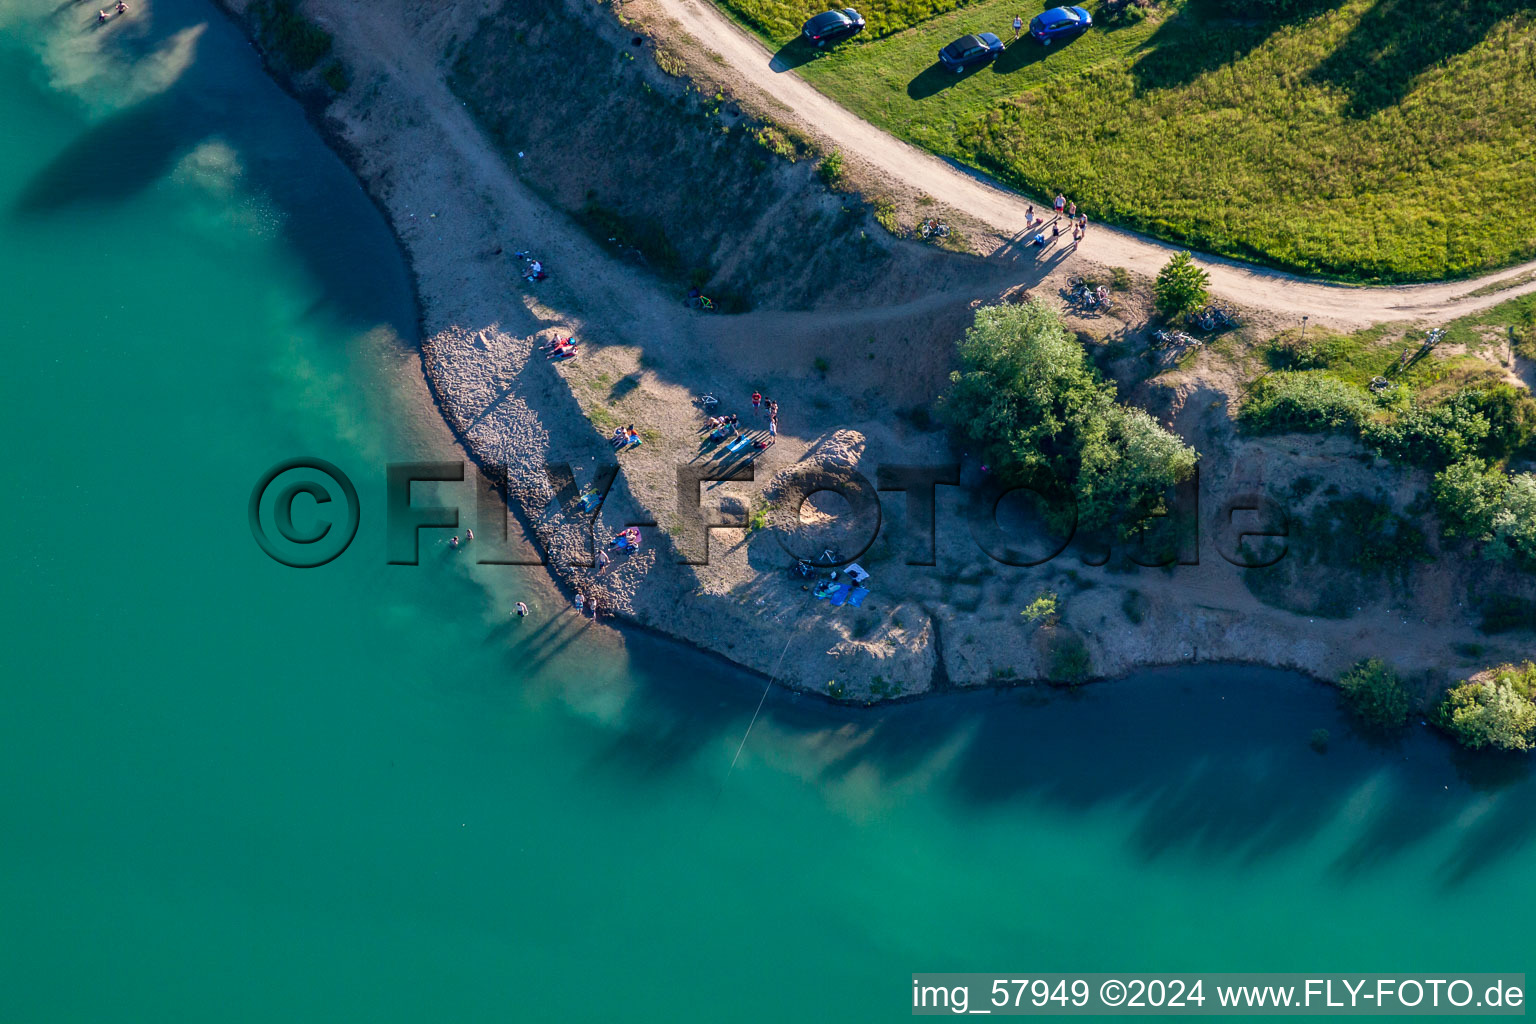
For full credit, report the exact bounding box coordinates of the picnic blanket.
[829,584,853,607]
[848,587,869,607]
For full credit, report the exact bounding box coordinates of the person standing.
[516,601,529,618]
[769,415,778,439]
[573,592,585,614]
[1012,13,1023,41]
[1068,201,1077,220]
[1025,203,1034,226]
[1054,193,1066,217]
[596,548,611,574]
[751,390,762,415]
[1078,212,1088,234]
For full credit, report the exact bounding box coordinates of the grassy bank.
[719,0,1536,281]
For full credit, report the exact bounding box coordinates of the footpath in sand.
[221,0,1531,700]
[641,0,1536,327]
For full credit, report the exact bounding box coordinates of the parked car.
[800,8,866,46]
[1029,6,1092,44]
[937,32,1004,72]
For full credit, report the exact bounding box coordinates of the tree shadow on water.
[582,651,1536,885]
[12,90,213,216]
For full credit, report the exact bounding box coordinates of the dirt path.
[648,0,1536,327]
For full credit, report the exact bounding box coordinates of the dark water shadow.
[11,0,415,337]
[12,90,211,215]
[583,652,1536,885]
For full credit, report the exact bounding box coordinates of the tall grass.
[740,0,1536,281]
[721,0,980,41]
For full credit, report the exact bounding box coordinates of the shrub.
[1153,252,1209,320]
[1109,267,1132,292]
[1432,459,1507,541]
[1486,473,1536,566]
[1477,594,1536,634]
[1337,658,1411,730]
[320,60,349,92]
[940,301,1197,535]
[1486,661,1536,702]
[250,0,333,72]
[1047,632,1091,684]
[1363,387,1534,468]
[1239,371,1372,435]
[1435,679,1536,752]
[817,149,846,189]
[1021,591,1059,625]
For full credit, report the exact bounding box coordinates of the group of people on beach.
[545,335,578,360]
[97,2,128,22]
[1022,194,1089,251]
[610,424,641,448]
[703,390,779,454]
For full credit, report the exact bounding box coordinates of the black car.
[937,32,1005,73]
[800,8,866,46]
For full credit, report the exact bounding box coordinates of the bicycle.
[695,393,719,412]
[684,294,716,312]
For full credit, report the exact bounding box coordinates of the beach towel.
[829,584,853,607]
[580,493,601,513]
[848,587,869,607]
[727,434,750,453]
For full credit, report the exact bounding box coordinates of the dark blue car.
[801,8,866,46]
[1029,6,1092,44]
[938,32,1005,73]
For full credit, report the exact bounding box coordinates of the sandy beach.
[216,0,1534,700]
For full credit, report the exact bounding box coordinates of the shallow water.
[1,3,1532,1021]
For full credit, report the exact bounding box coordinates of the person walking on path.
[751,390,762,415]
[1012,13,1023,41]
[1054,193,1066,217]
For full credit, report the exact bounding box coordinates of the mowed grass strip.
[719,0,1536,282]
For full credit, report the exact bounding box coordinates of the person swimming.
[449,535,459,549]
[516,602,529,618]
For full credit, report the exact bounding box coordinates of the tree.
[1153,251,1210,320]
[1435,679,1536,752]
[1488,473,1536,566]
[1337,658,1411,730]
[940,300,1198,535]
[1432,459,1507,540]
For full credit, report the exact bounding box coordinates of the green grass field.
[723,0,1536,281]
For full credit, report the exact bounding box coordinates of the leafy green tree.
[1153,252,1210,320]
[1435,679,1536,752]
[1432,459,1508,540]
[1337,658,1411,730]
[1363,387,1533,468]
[940,301,1197,535]
[1488,473,1536,565]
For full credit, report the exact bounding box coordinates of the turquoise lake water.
[1,2,1532,1020]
